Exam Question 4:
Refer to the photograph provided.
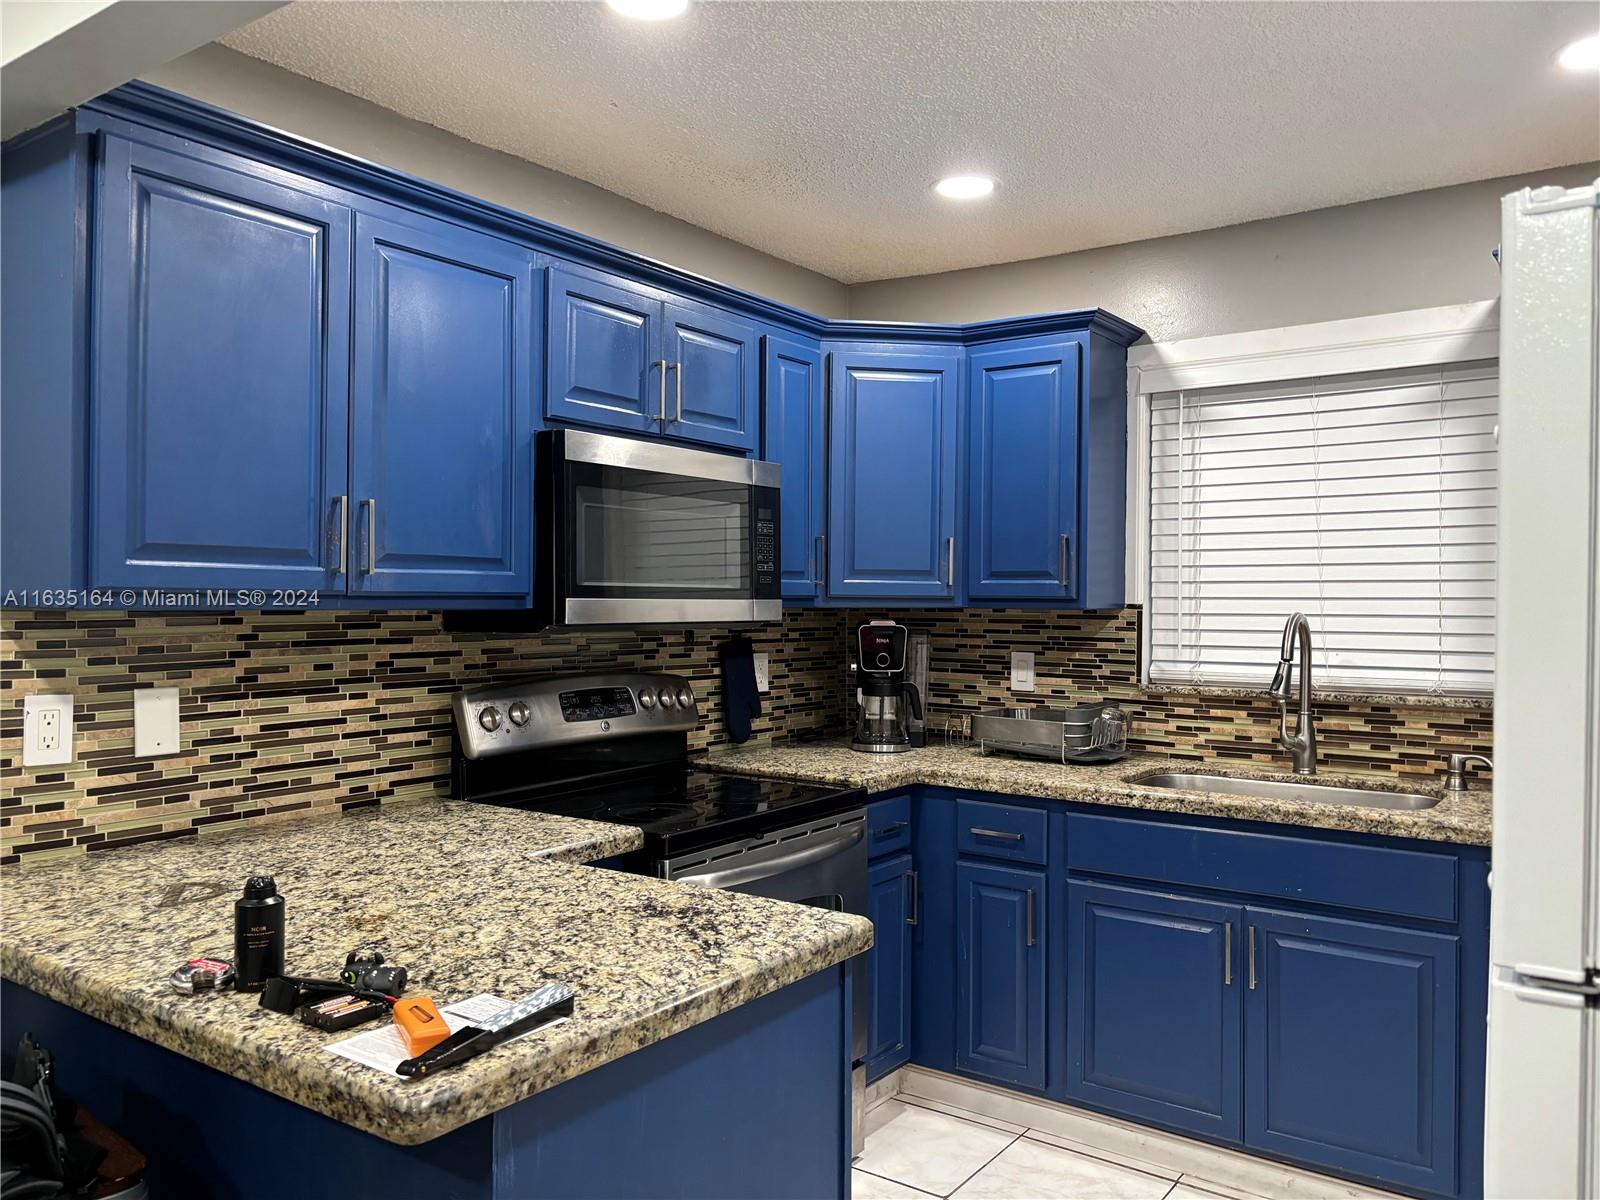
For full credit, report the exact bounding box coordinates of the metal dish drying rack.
[970,703,1131,764]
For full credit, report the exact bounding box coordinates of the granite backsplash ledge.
[848,607,1493,783]
[1,608,847,864]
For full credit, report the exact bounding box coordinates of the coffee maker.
[851,622,925,754]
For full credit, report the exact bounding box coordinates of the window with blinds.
[1147,360,1498,696]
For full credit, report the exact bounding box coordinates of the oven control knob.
[658,688,677,709]
[507,701,530,727]
[638,689,656,710]
[478,706,503,733]
[676,686,694,709]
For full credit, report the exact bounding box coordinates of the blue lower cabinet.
[1065,881,1243,1142]
[1243,907,1460,1197]
[91,135,353,592]
[350,210,537,596]
[955,860,1046,1089]
[867,852,915,1080]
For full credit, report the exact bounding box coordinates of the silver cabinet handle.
[331,495,348,574]
[361,498,376,575]
[815,534,826,587]
[1059,533,1071,589]
[969,827,1023,841]
[872,820,909,839]
[1224,922,1233,986]
[1248,926,1257,990]
[905,869,919,926]
[673,360,683,422]
[655,359,668,421]
[945,536,955,587]
[1025,888,1036,947]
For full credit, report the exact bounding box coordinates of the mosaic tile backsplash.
[1,609,846,864]
[852,608,1493,782]
[3,605,1491,864]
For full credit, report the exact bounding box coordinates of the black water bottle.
[234,875,285,992]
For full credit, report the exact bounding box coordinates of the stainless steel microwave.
[528,429,781,628]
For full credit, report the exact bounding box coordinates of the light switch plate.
[22,694,73,767]
[753,652,771,694]
[134,687,181,758]
[1010,651,1036,692]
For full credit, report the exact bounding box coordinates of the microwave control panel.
[754,506,776,587]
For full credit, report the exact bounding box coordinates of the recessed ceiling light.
[1557,32,1600,71]
[934,175,996,201]
[605,0,688,21]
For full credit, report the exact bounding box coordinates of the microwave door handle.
[672,822,863,890]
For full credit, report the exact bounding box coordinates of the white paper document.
[326,993,512,1075]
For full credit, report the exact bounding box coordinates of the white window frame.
[1124,300,1500,691]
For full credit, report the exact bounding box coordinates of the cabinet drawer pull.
[1224,921,1233,986]
[969,827,1024,841]
[360,498,376,575]
[1025,888,1036,947]
[673,360,683,422]
[1248,925,1257,990]
[872,820,909,839]
[331,494,348,574]
[905,869,919,926]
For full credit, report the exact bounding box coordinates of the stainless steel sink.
[1132,771,1441,811]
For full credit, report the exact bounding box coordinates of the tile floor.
[854,1084,1407,1200]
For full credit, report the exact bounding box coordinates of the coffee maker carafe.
[851,622,924,754]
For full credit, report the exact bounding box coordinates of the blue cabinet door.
[955,860,1046,1089]
[826,348,962,600]
[1065,881,1244,1142]
[92,137,351,592]
[761,333,825,600]
[664,301,758,452]
[867,852,915,1080]
[546,266,663,435]
[966,339,1082,600]
[350,211,536,596]
[1243,908,1459,1196]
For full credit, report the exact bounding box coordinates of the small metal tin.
[170,957,236,993]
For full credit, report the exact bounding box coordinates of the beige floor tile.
[853,1168,940,1199]
[950,1137,1176,1200]
[856,1099,1018,1197]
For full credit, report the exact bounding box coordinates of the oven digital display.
[558,686,637,723]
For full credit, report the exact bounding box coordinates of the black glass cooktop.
[468,767,865,859]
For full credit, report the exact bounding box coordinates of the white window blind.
[1147,360,1497,696]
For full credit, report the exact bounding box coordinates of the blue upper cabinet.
[546,266,757,453]
[1243,908,1459,1197]
[966,339,1082,601]
[664,300,758,452]
[954,859,1046,1090]
[91,136,352,592]
[1065,881,1244,1143]
[761,332,825,600]
[546,266,664,436]
[349,210,537,597]
[826,346,962,601]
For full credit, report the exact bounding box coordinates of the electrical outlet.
[23,694,73,767]
[1010,651,1036,692]
[134,687,181,758]
[752,652,771,694]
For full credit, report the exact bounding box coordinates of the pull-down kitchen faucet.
[1267,613,1318,775]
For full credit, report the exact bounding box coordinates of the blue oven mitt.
[717,635,762,744]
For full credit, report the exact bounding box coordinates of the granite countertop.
[701,741,1491,847]
[0,800,873,1145]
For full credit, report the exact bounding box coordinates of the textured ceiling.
[221,1,1600,283]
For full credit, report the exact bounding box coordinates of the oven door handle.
[672,822,864,891]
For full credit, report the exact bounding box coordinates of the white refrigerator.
[1484,178,1600,1198]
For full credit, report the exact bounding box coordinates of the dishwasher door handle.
[672,822,864,890]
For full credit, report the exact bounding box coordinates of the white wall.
[141,44,851,317]
[846,163,1600,342]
